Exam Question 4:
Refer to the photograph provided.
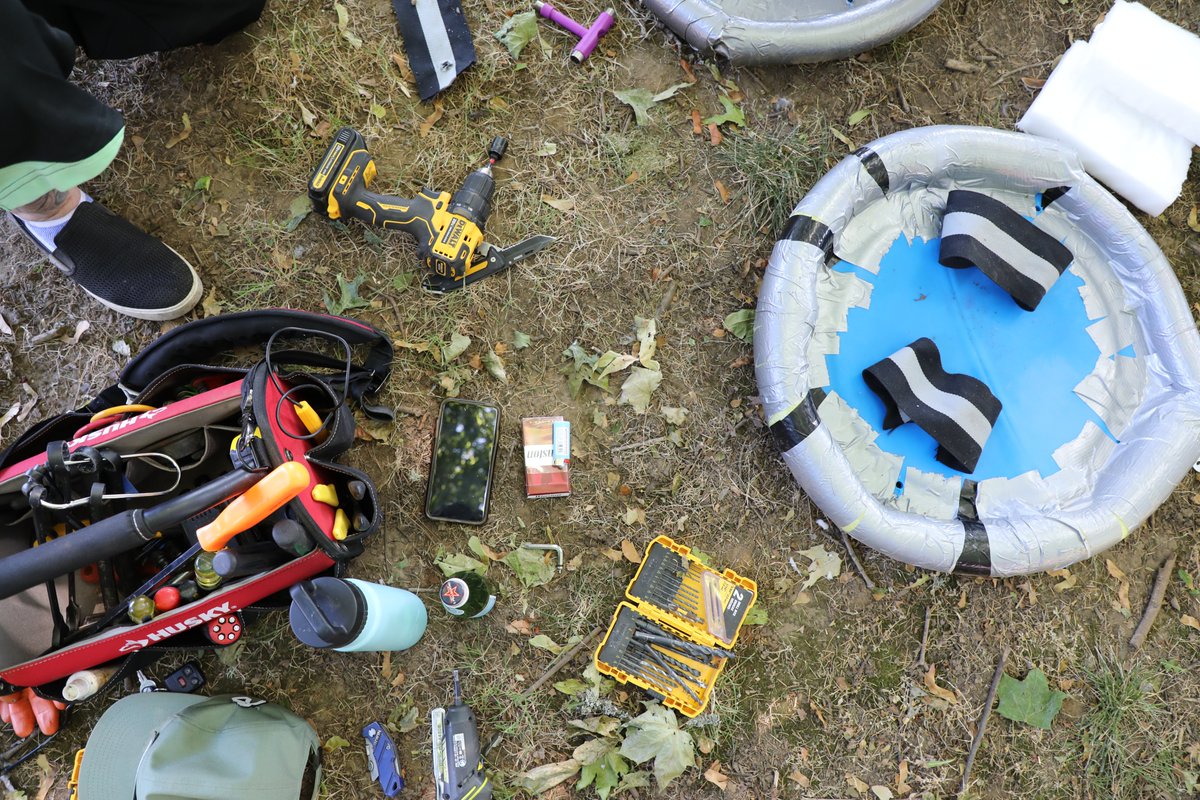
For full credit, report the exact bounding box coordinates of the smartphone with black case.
[425,399,501,525]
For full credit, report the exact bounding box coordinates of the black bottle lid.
[288,577,366,649]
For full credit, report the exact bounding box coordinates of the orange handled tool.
[197,461,311,551]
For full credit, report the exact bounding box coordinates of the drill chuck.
[447,167,496,229]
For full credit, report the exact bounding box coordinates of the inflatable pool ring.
[754,126,1200,576]
[641,0,943,64]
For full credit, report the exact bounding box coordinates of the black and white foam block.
[938,190,1073,311]
[862,337,1002,474]
[391,0,477,101]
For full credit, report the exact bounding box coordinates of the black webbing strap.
[862,337,1002,474]
[119,310,393,420]
[938,190,1073,311]
[391,0,476,101]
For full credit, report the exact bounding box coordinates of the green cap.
[78,693,321,800]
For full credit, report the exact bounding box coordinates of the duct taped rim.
[754,125,1200,576]
[640,0,943,64]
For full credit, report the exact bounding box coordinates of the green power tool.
[430,670,491,800]
[307,127,554,293]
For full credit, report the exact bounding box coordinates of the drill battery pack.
[594,536,757,717]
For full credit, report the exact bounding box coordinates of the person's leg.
[0,0,204,320]
[21,0,267,60]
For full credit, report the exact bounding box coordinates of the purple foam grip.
[535,2,615,63]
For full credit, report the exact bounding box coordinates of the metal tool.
[308,127,555,293]
[135,670,159,693]
[364,721,404,797]
[534,2,615,63]
[431,670,492,800]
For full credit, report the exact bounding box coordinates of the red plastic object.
[153,587,181,612]
[203,612,243,646]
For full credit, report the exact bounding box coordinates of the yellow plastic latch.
[229,427,263,452]
[294,401,323,435]
[311,483,339,507]
[332,508,350,541]
[68,748,85,799]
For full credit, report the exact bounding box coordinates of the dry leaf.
[620,539,641,563]
[65,320,90,344]
[602,548,624,562]
[957,589,968,608]
[923,665,958,704]
[201,288,222,318]
[1105,559,1127,581]
[541,195,575,212]
[704,762,729,791]
[506,618,533,635]
[871,786,895,800]
[679,59,697,83]
[381,650,392,681]
[714,179,731,204]
[164,112,192,149]
[847,774,870,794]
[696,735,715,755]
[1182,615,1200,632]
[419,101,444,137]
[789,771,810,788]
[690,109,703,135]
[1048,568,1078,592]
[391,52,416,84]
[1189,206,1200,233]
[1021,76,1046,90]
[1114,580,1131,614]
[622,507,645,526]
[624,170,639,185]
[896,759,912,796]
[708,123,723,146]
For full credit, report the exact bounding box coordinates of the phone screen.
[426,400,500,524]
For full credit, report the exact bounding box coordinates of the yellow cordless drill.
[308,127,553,293]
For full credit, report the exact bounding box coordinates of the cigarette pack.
[522,416,571,498]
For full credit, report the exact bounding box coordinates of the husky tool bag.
[0,310,393,713]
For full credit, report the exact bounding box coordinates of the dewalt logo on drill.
[442,217,467,252]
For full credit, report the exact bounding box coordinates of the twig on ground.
[916,606,932,670]
[1129,553,1176,650]
[838,528,876,591]
[959,646,1009,796]
[945,59,985,74]
[521,625,604,698]
[28,323,70,345]
[654,281,678,319]
[988,57,1058,87]
[611,435,669,452]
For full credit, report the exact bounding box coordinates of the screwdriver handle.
[197,461,311,551]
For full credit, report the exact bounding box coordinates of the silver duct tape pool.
[641,0,943,64]
[755,126,1200,576]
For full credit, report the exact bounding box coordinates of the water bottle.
[288,577,427,652]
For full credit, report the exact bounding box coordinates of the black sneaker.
[12,201,203,321]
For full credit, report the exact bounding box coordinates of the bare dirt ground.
[2,0,1199,797]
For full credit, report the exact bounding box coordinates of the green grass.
[1076,658,1181,799]
[712,120,833,239]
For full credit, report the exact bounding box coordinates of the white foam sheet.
[1017,42,1192,216]
[1090,0,1200,145]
